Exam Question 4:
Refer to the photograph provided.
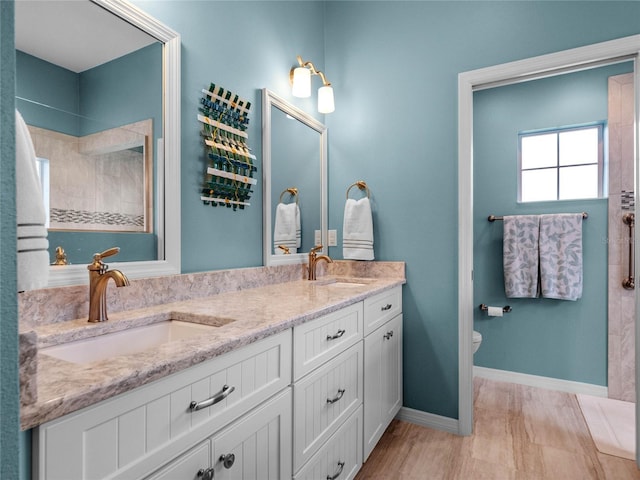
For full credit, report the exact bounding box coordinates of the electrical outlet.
[314,230,321,246]
[328,229,337,246]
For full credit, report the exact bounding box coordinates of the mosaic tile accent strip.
[50,208,144,228]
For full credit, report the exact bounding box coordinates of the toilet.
[473,330,483,353]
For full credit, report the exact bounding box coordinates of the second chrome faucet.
[308,245,332,280]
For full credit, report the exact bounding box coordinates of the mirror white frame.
[262,88,328,266]
[458,35,640,437]
[47,0,181,287]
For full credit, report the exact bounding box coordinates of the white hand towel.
[274,202,298,254]
[503,215,539,298]
[295,204,301,249]
[343,197,374,260]
[16,109,49,291]
[539,213,583,301]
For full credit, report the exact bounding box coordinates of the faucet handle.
[310,245,323,254]
[88,247,120,271]
[97,247,120,260]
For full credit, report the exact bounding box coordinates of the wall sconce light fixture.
[290,55,335,114]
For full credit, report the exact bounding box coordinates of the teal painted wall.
[1,1,19,478]
[16,51,80,135]
[322,1,640,418]
[473,62,633,385]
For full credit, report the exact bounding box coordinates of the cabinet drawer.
[294,406,363,480]
[293,341,363,472]
[363,286,402,336]
[35,330,292,480]
[293,302,363,381]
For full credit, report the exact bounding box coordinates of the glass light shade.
[317,85,335,113]
[291,67,311,98]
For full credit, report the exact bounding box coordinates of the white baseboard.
[395,407,459,434]
[474,366,608,397]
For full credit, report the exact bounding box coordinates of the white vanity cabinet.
[292,302,364,477]
[363,286,403,461]
[34,330,292,480]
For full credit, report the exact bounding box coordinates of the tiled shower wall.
[607,72,635,402]
[28,119,151,232]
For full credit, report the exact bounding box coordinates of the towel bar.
[488,212,588,222]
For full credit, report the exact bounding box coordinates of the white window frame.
[517,123,605,202]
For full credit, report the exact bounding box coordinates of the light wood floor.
[356,377,640,479]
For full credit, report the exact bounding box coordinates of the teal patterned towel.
[539,214,583,301]
[503,215,540,298]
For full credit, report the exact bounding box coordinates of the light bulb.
[317,85,335,113]
[291,67,311,98]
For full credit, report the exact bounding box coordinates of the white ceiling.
[15,0,158,73]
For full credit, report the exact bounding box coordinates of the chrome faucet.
[87,247,130,322]
[308,245,333,280]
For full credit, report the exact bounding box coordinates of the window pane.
[521,169,557,202]
[559,164,598,200]
[521,133,557,169]
[559,128,598,166]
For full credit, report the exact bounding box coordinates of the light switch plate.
[314,230,321,246]
[328,229,337,246]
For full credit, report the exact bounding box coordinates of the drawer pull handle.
[327,461,345,480]
[189,384,235,411]
[384,330,394,340]
[326,388,346,404]
[197,467,214,480]
[220,453,235,469]
[326,329,345,341]
[381,303,393,311]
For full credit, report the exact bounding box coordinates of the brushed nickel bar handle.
[189,384,235,411]
[326,389,346,404]
[327,461,345,480]
[326,329,345,341]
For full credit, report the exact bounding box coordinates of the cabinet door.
[363,314,403,461]
[146,441,210,480]
[210,388,292,480]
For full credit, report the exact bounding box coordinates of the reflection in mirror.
[14,0,181,286]
[262,89,327,266]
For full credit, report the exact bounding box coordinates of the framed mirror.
[262,89,327,266]
[15,0,181,286]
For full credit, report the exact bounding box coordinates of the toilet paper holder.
[479,304,512,313]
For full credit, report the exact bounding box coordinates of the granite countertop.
[21,276,404,430]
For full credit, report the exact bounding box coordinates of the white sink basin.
[315,278,372,288]
[325,282,368,288]
[41,320,220,365]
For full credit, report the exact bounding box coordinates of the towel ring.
[346,180,370,199]
[279,187,298,204]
